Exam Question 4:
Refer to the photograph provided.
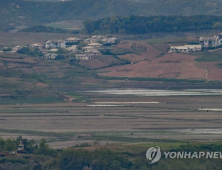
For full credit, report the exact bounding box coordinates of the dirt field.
[1,91,222,148]
[198,61,222,81]
[100,53,206,80]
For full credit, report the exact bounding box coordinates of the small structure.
[75,134,92,139]
[11,45,22,53]
[17,139,27,153]
[30,43,41,48]
[91,35,105,39]
[44,53,58,59]
[169,45,202,53]
[82,46,95,52]
[199,34,222,48]
[66,37,81,44]
[48,49,58,53]
[66,45,78,53]
[45,40,66,49]
[87,43,103,48]
[84,49,102,56]
[76,54,92,60]
[101,37,118,45]
[84,35,106,44]
[84,38,98,44]
[184,45,202,51]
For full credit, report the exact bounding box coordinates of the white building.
[82,46,95,52]
[45,40,66,49]
[66,37,81,44]
[66,45,78,53]
[101,37,118,45]
[87,43,102,48]
[84,38,98,44]
[11,45,22,53]
[44,53,58,60]
[30,43,41,48]
[199,35,222,48]
[75,54,92,60]
[169,45,202,53]
[83,35,106,44]
[48,49,58,53]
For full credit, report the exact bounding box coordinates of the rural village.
[1,34,222,62]
[0,35,118,60]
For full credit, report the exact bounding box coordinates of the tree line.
[83,15,222,34]
[1,137,222,170]
[22,25,67,33]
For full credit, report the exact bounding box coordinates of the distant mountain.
[1,0,222,31]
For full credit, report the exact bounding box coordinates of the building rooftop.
[66,37,81,41]
[88,43,102,46]
[170,46,188,50]
[199,37,217,41]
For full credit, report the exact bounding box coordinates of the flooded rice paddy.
[88,89,222,96]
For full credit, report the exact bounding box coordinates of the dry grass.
[1,95,222,148]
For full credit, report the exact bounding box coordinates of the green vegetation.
[101,48,132,55]
[216,63,222,68]
[195,49,222,62]
[1,137,222,170]
[0,0,149,32]
[0,137,36,154]
[17,47,43,57]
[146,37,187,44]
[22,25,67,33]
[83,15,222,34]
[3,0,222,32]
[101,76,206,84]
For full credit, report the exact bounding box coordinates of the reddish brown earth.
[198,61,222,81]
[100,53,206,80]
[35,82,49,88]
[80,59,108,69]
[119,41,162,61]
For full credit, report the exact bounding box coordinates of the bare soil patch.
[80,59,108,69]
[198,61,222,81]
[35,82,49,88]
[100,53,206,80]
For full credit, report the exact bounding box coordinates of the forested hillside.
[1,0,222,32]
[83,15,222,34]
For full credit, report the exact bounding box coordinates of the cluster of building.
[199,34,222,48]
[169,34,222,53]
[0,35,118,60]
[3,33,222,56]
[43,36,117,60]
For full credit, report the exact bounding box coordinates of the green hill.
[1,0,222,31]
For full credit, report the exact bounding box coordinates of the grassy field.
[145,37,187,44]
[194,49,222,62]
[0,32,86,46]
[45,20,84,31]
[1,94,222,148]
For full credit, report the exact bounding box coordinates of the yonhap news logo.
[146,146,161,164]
[146,146,222,164]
